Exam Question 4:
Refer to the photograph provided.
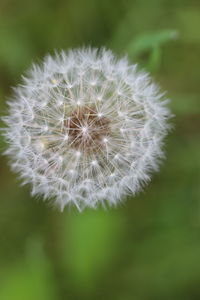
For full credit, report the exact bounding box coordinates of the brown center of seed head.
[64,106,110,153]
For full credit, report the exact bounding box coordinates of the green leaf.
[147,46,162,72]
[127,29,178,58]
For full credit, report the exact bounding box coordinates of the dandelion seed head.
[2,48,171,211]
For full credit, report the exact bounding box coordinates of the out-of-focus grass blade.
[62,209,124,295]
[127,30,178,58]
[148,46,162,72]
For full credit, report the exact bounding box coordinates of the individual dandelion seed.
[2,48,171,211]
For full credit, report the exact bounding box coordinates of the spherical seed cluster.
[2,48,171,211]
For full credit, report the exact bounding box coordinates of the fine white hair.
[2,48,171,211]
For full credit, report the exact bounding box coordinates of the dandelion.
[2,48,171,211]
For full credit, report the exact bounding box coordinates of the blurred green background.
[0,0,200,299]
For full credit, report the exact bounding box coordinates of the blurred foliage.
[0,0,200,300]
[0,239,56,300]
[127,29,178,71]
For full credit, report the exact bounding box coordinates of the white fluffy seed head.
[2,48,171,211]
